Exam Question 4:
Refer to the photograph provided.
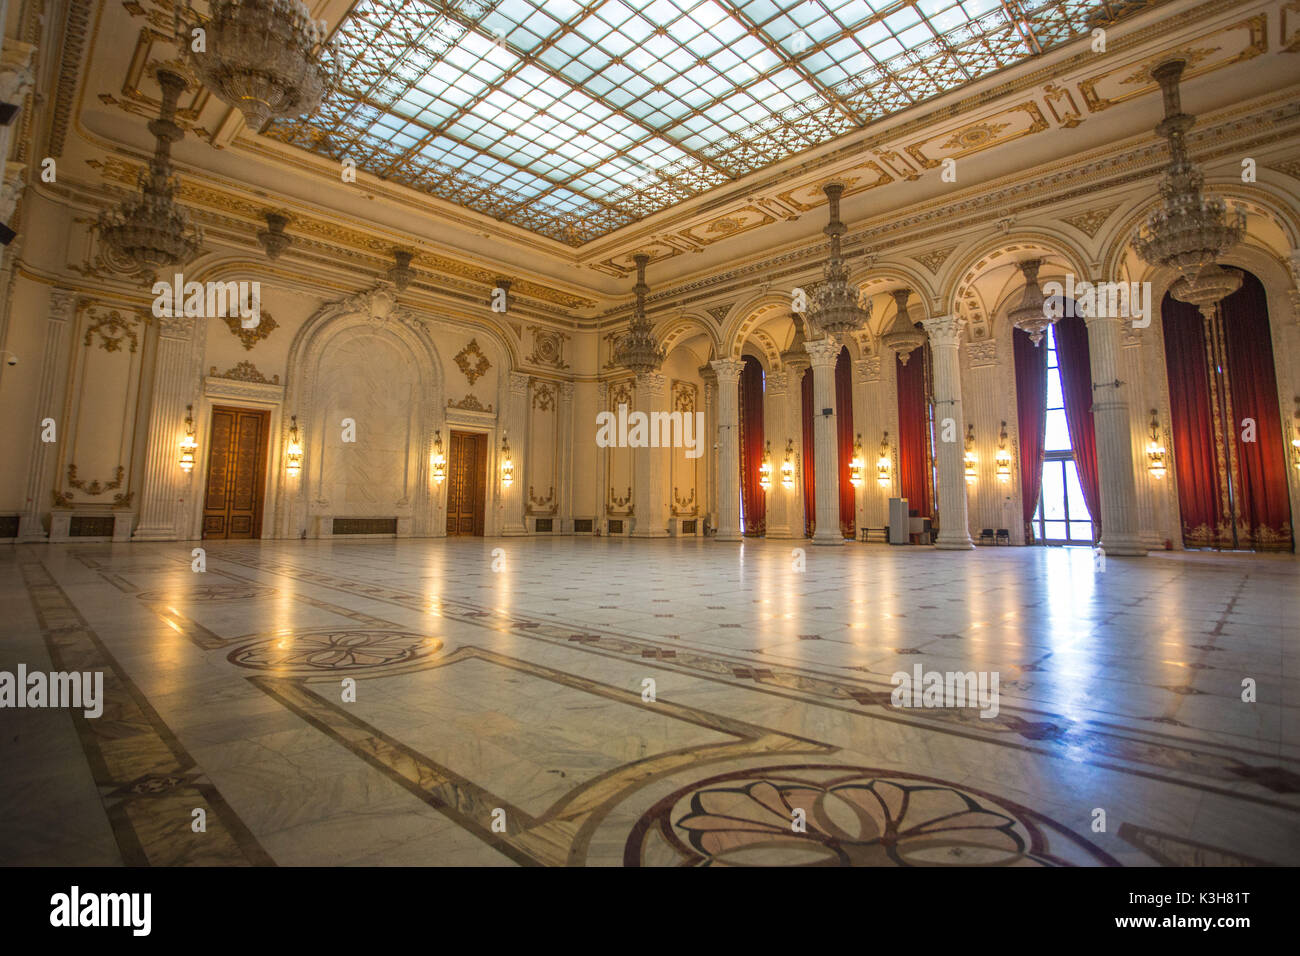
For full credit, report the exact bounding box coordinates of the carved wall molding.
[67,464,125,496]
[210,360,280,384]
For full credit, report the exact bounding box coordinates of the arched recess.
[851,261,938,326]
[720,292,797,359]
[944,232,1091,342]
[655,312,722,363]
[275,285,446,539]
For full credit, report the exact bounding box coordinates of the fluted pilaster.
[711,358,744,542]
[921,314,974,550]
[631,371,669,537]
[134,313,203,540]
[557,381,575,533]
[804,337,843,545]
[1083,311,1147,556]
[18,289,76,540]
[763,370,793,538]
[501,371,530,535]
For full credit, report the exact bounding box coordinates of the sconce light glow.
[1146,409,1167,479]
[850,433,864,487]
[759,440,773,491]
[996,420,1011,483]
[285,416,303,477]
[178,405,197,473]
[963,424,977,484]
[781,439,796,489]
[501,434,514,487]
[432,430,447,484]
[876,431,891,486]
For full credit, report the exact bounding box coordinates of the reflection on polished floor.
[1,538,1296,867]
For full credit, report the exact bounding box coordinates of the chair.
[995,529,1010,545]
[978,528,995,545]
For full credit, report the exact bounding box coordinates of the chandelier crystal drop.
[807,182,870,338]
[1132,58,1244,305]
[182,0,336,130]
[614,253,665,375]
[881,288,925,364]
[1008,258,1054,346]
[96,69,203,275]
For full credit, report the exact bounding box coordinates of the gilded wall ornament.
[210,361,279,384]
[67,464,126,496]
[83,309,143,352]
[527,327,568,369]
[532,382,555,411]
[454,338,491,385]
[223,311,278,350]
[913,246,957,276]
[448,394,492,412]
[1062,205,1120,238]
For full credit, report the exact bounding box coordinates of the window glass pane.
[1044,520,1067,540]
[1041,463,1065,519]
[1046,366,1063,410]
[1069,520,1094,542]
[1063,460,1092,523]
[1044,409,1070,452]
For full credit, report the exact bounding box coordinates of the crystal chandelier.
[1132,58,1244,305]
[614,254,665,374]
[807,182,870,337]
[97,69,203,274]
[1008,258,1054,345]
[181,0,336,130]
[881,288,925,364]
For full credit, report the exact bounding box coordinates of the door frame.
[185,389,285,541]
[446,428,490,536]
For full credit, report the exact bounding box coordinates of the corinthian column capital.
[920,313,964,346]
[803,337,840,368]
[710,357,744,385]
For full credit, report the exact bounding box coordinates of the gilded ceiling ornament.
[454,338,491,385]
[913,246,958,276]
[940,121,1011,151]
[222,310,278,349]
[1062,205,1120,238]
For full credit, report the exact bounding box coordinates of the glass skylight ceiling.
[267,0,1155,245]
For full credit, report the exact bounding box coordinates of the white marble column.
[784,361,809,538]
[501,371,529,535]
[921,314,974,550]
[557,381,575,534]
[18,288,76,541]
[699,364,717,530]
[595,382,609,529]
[1083,310,1147,556]
[134,313,203,540]
[763,369,793,538]
[804,338,842,546]
[711,358,743,542]
[631,371,669,537]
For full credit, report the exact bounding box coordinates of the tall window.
[1034,325,1094,544]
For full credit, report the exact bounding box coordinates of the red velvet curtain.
[896,347,931,518]
[1014,328,1047,542]
[1052,312,1100,536]
[801,368,815,535]
[1162,292,1226,548]
[835,346,856,537]
[1222,272,1293,551]
[739,356,766,535]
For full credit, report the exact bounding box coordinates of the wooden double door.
[445,430,487,536]
[202,406,270,539]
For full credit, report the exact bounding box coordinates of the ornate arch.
[720,291,797,360]
[944,231,1091,341]
[656,311,722,361]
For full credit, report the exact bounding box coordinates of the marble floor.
[1,537,1296,867]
